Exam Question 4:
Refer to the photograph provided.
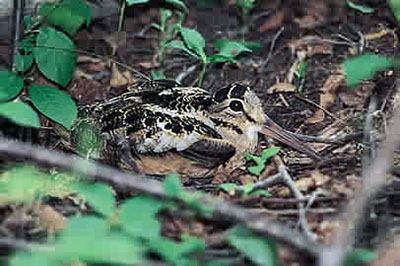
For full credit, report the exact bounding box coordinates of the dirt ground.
[2,0,400,264]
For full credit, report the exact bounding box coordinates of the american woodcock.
[65,80,320,178]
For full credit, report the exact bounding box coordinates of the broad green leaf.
[346,0,374,14]
[390,0,400,22]
[345,249,377,266]
[165,0,189,13]
[228,226,276,266]
[74,183,115,217]
[11,252,59,266]
[34,27,76,86]
[126,0,150,5]
[28,84,77,129]
[23,15,36,29]
[39,0,91,35]
[119,196,165,239]
[151,70,166,79]
[344,53,396,87]
[218,183,238,194]
[245,147,279,176]
[0,102,40,128]
[212,39,252,62]
[149,235,205,263]
[260,147,280,160]
[180,27,207,61]
[242,182,254,194]
[0,71,24,101]
[248,190,271,197]
[164,40,201,59]
[55,216,144,264]
[163,172,183,197]
[15,38,34,72]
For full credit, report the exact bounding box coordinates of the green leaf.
[0,102,40,128]
[245,147,279,176]
[164,40,201,59]
[0,71,24,101]
[180,27,207,61]
[55,216,144,264]
[295,62,308,79]
[163,172,183,197]
[248,189,271,197]
[210,40,252,63]
[126,0,150,5]
[165,0,189,13]
[119,196,165,239]
[346,0,374,14]
[344,53,396,87]
[160,8,172,31]
[149,235,205,263]
[345,249,377,266]
[11,252,60,266]
[242,182,254,194]
[34,27,76,87]
[390,0,400,22]
[23,15,36,29]
[151,70,166,79]
[228,226,276,266]
[74,183,115,217]
[15,38,34,72]
[39,0,91,36]
[218,183,238,194]
[28,84,77,129]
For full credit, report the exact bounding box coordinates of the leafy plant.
[165,28,253,86]
[343,53,398,87]
[245,147,280,176]
[0,0,91,129]
[346,0,374,14]
[219,182,271,198]
[294,61,307,93]
[228,226,277,266]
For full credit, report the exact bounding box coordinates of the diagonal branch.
[0,137,321,256]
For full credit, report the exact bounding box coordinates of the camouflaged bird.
[64,80,320,178]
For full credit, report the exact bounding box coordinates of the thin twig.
[259,27,284,72]
[0,138,322,256]
[176,64,197,83]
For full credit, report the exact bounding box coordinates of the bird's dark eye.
[229,100,244,112]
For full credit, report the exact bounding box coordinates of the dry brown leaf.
[39,205,66,233]
[105,32,127,55]
[110,63,133,88]
[267,83,297,93]
[258,10,284,33]
[317,220,340,244]
[372,235,400,266]
[288,36,333,57]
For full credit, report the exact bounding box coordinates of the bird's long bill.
[260,117,321,161]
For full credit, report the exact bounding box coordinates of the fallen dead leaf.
[267,83,297,93]
[110,63,133,88]
[258,10,284,33]
[39,205,66,234]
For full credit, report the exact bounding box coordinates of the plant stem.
[118,0,127,32]
[198,62,207,87]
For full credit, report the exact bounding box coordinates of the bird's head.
[209,83,321,160]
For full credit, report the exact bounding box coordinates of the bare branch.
[0,137,322,256]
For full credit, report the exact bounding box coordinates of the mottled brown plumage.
[64,80,320,178]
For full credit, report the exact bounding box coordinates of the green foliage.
[165,27,254,85]
[1,167,78,203]
[34,27,77,87]
[0,102,40,128]
[74,183,116,217]
[126,0,150,5]
[346,0,374,14]
[28,84,77,129]
[218,182,271,198]
[119,196,165,239]
[151,69,167,79]
[294,61,307,93]
[343,53,397,87]
[236,0,256,17]
[390,0,400,22]
[228,226,276,266]
[39,0,91,36]
[245,147,280,176]
[15,38,34,72]
[345,249,377,266]
[0,71,24,101]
